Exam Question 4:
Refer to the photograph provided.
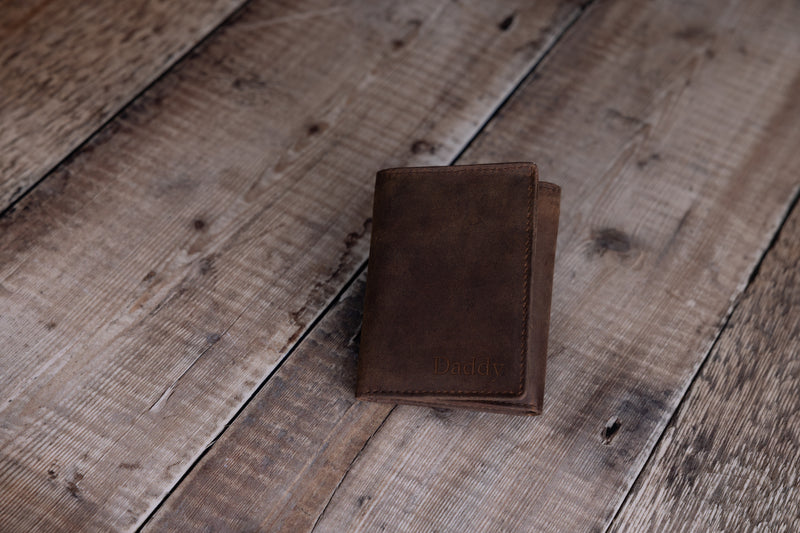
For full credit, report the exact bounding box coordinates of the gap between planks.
[605,185,800,532]
[143,260,368,527]
[310,403,399,532]
[612,188,800,530]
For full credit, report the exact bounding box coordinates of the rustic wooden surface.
[0,0,245,211]
[311,0,800,527]
[611,200,800,531]
[2,0,799,531]
[146,274,391,531]
[149,0,800,530]
[0,0,583,530]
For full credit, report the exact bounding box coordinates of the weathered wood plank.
[145,0,800,531]
[610,201,800,531]
[300,0,799,531]
[146,275,391,531]
[0,0,244,211]
[0,0,583,530]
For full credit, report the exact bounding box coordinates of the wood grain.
[0,0,583,530]
[610,202,800,531]
[145,0,800,531]
[146,275,394,531]
[0,0,244,211]
[303,0,800,531]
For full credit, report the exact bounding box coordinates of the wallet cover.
[356,163,560,415]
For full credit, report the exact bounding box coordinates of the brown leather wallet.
[356,163,560,415]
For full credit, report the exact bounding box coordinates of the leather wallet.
[356,163,560,415]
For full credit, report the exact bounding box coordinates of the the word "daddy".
[433,356,505,376]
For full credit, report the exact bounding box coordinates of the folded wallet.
[356,163,560,415]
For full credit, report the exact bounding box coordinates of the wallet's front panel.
[357,163,538,399]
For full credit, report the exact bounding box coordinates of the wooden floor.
[1,1,799,531]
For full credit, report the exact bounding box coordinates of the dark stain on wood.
[673,26,713,42]
[410,140,436,155]
[66,481,80,498]
[307,121,328,136]
[289,305,307,328]
[66,472,84,499]
[636,152,661,169]
[692,427,715,452]
[590,228,632,256]
[498,13,515,31]
[345,218,371,249]
[198,256,214,275]
[357,495,372,507]
[431,407,453,423]
[605,107,644,127]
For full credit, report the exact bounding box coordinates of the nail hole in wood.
[602,417,622,444]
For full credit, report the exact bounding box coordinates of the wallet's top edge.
[377,161,537,177]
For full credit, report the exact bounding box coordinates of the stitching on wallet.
[366,164,536,396]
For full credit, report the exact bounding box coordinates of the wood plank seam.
[0,0,253,219]
[446,0,594,165]
[137,259,369,529]
[310,405,398,532]
[605,184,800,533]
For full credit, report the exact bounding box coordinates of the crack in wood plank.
[310,405,397,533]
